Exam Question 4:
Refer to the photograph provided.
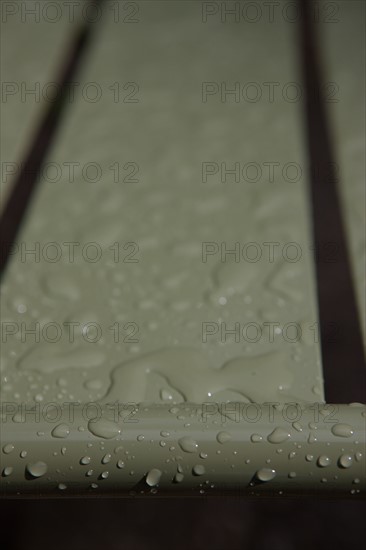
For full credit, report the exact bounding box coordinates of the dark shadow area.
[299,0,366,402]
[0,498,365,550]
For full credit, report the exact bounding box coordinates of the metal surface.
[0,0,364,498]
[1,403,365,497]
[0,0,83,212]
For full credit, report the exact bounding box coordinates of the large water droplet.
[256,468,276,482]
[88,419,121,439]
[267,428,290,444]
[338,454,353,468]
[178,436,198,453]
[51,424,70,439]
[146,468,162,487]
[26,461,48,478]
[192,464,205,476]
[331,424,354,438]
[317,455,331,467]
[216,431,232,444]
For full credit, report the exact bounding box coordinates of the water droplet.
[88,419,121,439]
[216,431,232,444]
[251,434,263,443]
[178,436,198,453]
[58,483,67,490]
[26,461,47,478]
[305,454,314,462]
[292,422,303,432]
[51,424,70,439]
[338,454,353,468]
[3,444,14,454]
[101,471,109,479]
[174,472,184,483]
[256,468,276,482]
[317,455,331,468]
[331,423,354,438]
[288,471,296,478]
[267,428,290,444]
[192,464,205,476]
[102,453,111,464]
[3,466,13,476]
[80,456,91,465]
[355,452,362,462]
[117,460,125,469]
[146,469,162,487]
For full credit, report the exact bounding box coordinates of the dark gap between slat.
[299,0,365,402]
[0,1,102,279]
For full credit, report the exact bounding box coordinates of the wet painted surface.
[0,0,82,211]
[1,1,323,410]
[0,1,337,496]
[1,404,365,496]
